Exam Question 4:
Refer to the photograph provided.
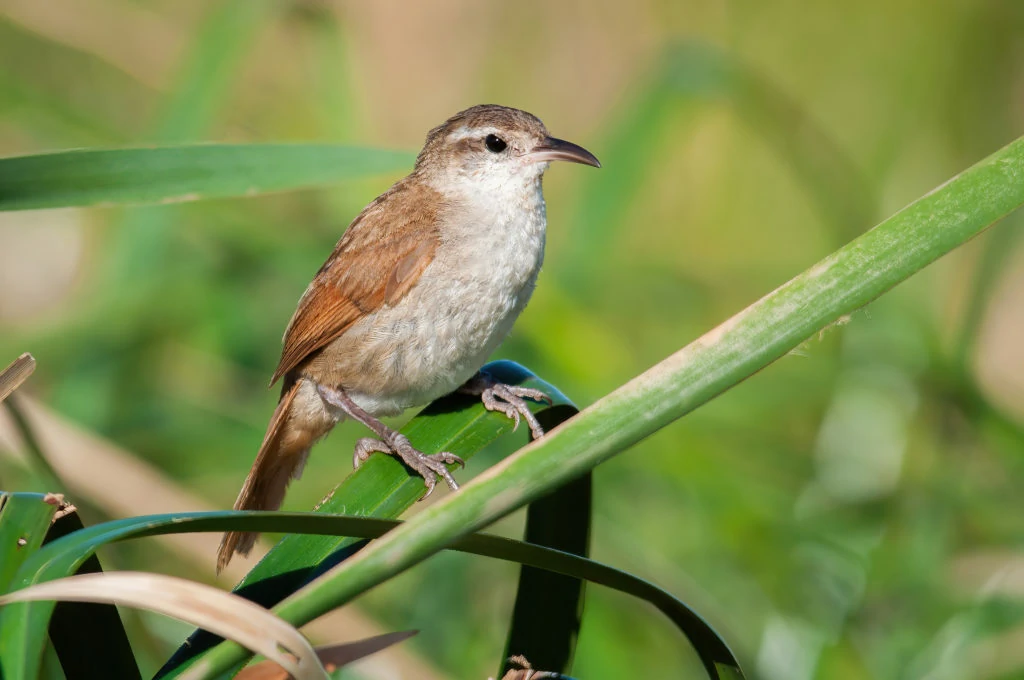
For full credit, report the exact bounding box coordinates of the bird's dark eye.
[484,134,507,153]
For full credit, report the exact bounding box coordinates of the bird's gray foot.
[460,371,552,440]
[317,384,463,499]
[353,433,463,498]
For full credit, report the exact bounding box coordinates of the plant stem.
[193,134,1024,677]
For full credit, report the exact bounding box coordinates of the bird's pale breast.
[324,182,548,416]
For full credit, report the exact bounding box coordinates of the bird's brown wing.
[270,180,442,386]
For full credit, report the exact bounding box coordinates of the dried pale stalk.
[0,354,36,404]
[0,572,328,680]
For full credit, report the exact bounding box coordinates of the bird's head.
[414,104,600,193]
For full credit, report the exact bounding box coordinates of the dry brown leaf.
[0,353,35,404]
[0,572,328,680]
[235,630,418,680]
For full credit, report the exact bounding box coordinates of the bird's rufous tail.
[217,379,334,573]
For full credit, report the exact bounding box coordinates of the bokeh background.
[3,1,1024,678]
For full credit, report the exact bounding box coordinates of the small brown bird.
[218,105,600,571]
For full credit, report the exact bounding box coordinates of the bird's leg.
[315,384,463,499]
[459,370,552,440]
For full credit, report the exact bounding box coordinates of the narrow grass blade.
[150,0,275,143]
[188,133,1024,676]
[4,397,66,495]
[301,5,355,142]
[0,572,328,680]
[952,213,1024,374]
[0,145,414,212]
[560,71,681,292]
[0,354,35,404]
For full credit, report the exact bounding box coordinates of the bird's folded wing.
[270,180,441,385]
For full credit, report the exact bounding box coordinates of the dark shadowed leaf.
[503,469,590,676]
[43,506,140,680]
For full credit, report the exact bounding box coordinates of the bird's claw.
[352,435,461,500]
[462,376,550,440]
[428,451,465,469]
[353,437,389,469]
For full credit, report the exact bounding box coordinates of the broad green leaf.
[0,144,413,212]
[0,492,56,592]
[0,494,61,680]
[189,132,1024,677]
[239,362,572,583]
[163,361,579,670]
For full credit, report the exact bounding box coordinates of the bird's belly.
[318,255,540,417]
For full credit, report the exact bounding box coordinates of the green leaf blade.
[0,144,414,211]
[0,493,58,680]
[235,361,574,587]
[0,493,56,594]
[161,361,576,674]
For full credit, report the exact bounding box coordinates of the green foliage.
[164,361,590,677]
[3,3,1024,679]
[0,493,57,592]
[4,131,1021,677]
[0,511,738,678]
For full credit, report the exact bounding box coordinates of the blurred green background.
[3,1,1024,678]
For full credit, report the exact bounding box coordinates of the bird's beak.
[528,137,601,168]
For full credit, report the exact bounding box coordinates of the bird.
[217,104,600,571]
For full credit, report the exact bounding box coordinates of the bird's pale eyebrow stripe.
[447,125,497,143]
